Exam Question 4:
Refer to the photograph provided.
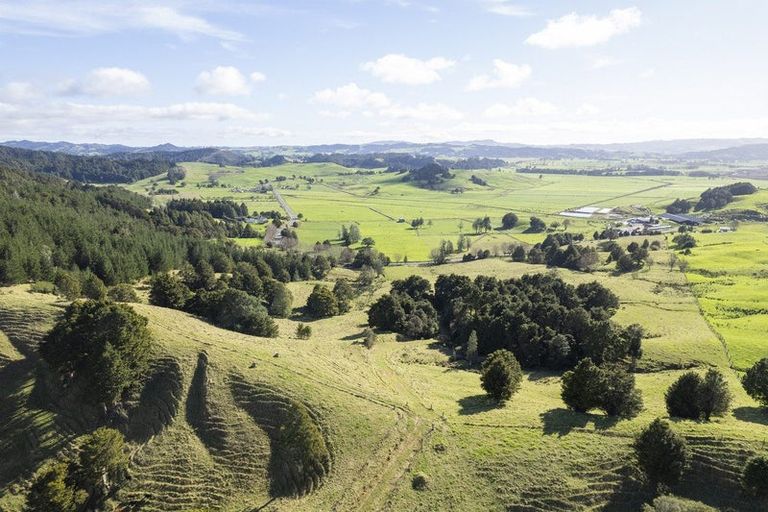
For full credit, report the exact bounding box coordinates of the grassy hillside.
[1,250,766,511]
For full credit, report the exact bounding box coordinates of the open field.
[1,246,767,511]
[681,224,768,369]
[127,162,762,261]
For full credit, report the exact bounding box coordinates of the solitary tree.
[743,357,768,407]
[480,349,523,402]
[666,372,703,419]
[501,212,519,229]
[634,418,689,486]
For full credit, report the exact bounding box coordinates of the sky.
[1,0,767,147]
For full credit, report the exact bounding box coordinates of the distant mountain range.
[4,138,768,161]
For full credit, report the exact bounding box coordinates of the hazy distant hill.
[682,143,768,161]
[6,138,768,161]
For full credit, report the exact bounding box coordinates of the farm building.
[660,213,705,226]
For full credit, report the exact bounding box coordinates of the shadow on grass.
[733,406,768,426]
[457,394,499,415]
[540,408,619,436]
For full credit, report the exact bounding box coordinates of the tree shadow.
[733,406,768,426]
[540,408,619,436]
[457,394,499,415]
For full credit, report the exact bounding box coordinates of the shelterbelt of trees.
[0,165,321,287]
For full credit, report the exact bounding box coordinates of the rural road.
[272,189,298,221]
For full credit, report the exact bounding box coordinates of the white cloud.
[481,1,531,16]
[0,81,38,102]
[362,54,455,85]
[312,83,390,109]
[576,103,601,116]
[380,102,463,121]
[591,56,622,69]
[0,1,245,41]
[467,60,531,91]
[484,98,558,118]
[250,71,267,83]
[65,101,262,121]
[639,68,656,79]
[196,66,252,96]
[62,67,150,96]
[526,7,642,49]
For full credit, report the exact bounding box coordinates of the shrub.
[743,357,768,407]
[30,281,56,294]
[54,271,82,300]
[673,233,696,250]
[412,472,429,491]
[642,496,716,512]
[40,301,153,405]
[149,273,191,309]
[480,349,523,402]
[81,272,107,300]
[296,323,312,339]
[634,418,688,486]
[211,288,278,337]
[363,327,377,349]
[307,284,340,318]
[27,461,86,512]
[666,372,703,419]
[741,455,768,496]
[107,283,139,303]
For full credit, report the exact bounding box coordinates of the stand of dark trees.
[695,182,757,211]
[402,163,454,186]
[368,273,642,370]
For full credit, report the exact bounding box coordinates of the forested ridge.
[0,166,195,284]
[0,145,177,183]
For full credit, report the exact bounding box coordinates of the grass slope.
[1,249,766,511]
